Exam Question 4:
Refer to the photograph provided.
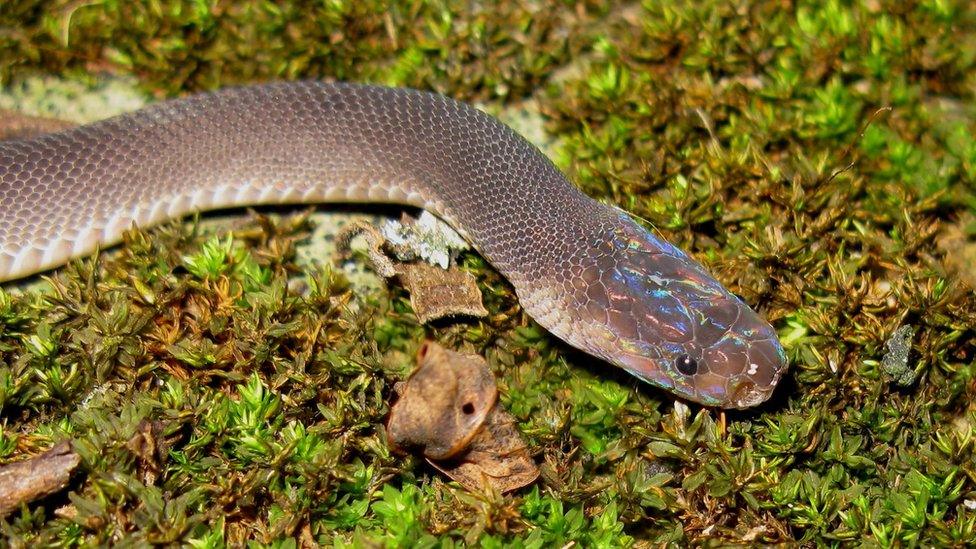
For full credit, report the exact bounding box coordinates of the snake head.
[559,212,787,409]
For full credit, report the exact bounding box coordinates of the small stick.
[0,441,81,517]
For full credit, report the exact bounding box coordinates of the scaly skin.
[0,81,786,408]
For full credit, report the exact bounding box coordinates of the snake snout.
[699,306,787,408]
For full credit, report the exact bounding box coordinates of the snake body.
[0,81,786,408]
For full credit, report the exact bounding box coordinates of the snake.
[0,81,787,408]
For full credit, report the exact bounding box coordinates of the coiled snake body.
[0,82,786,408]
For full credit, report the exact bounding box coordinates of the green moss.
[2,0,976,546]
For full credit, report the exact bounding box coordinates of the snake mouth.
[726,377,773,409]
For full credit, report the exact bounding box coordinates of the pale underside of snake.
[0,81,787,408]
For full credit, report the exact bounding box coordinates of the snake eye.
[675,354,698,376]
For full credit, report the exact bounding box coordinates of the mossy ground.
[2,1,976,546]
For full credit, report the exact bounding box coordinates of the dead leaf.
[335,220,488,322]
[393,262,488,323]
[428,406,539,493]
[387,342,538,492]
[387,341,497,460]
